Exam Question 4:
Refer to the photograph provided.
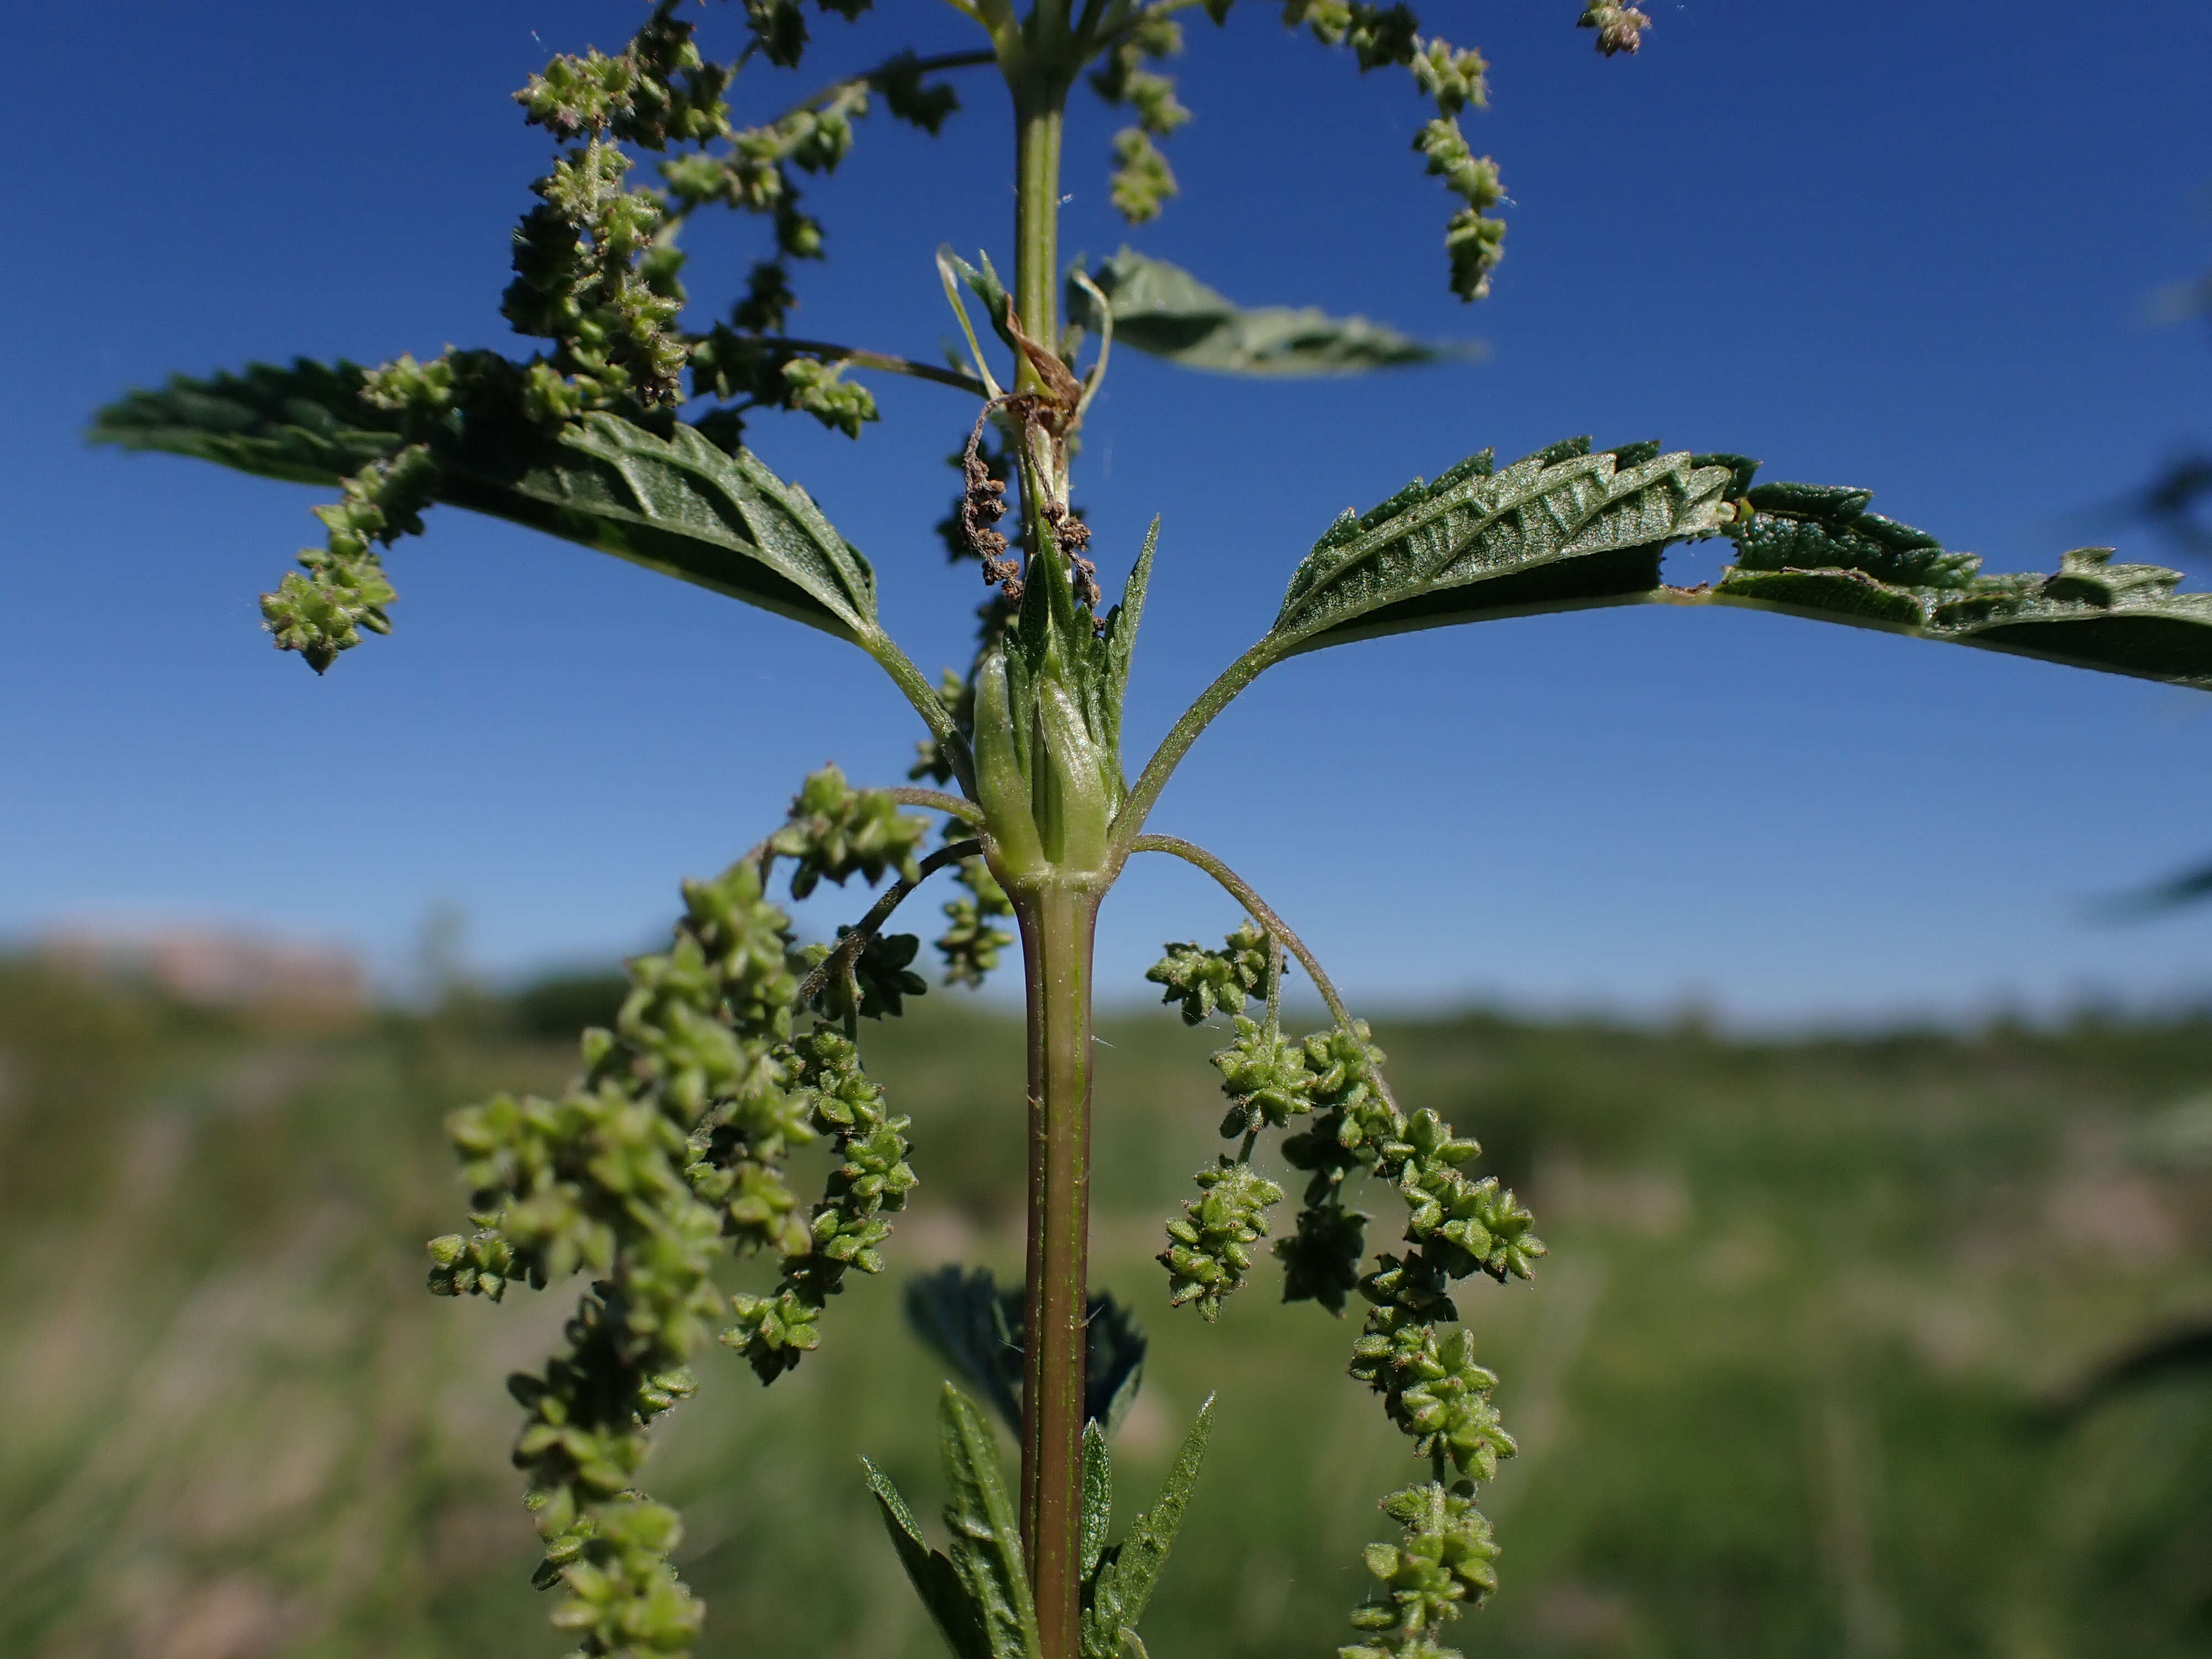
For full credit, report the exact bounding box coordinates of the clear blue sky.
[6,2,2211,1023]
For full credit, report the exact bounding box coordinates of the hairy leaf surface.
[92,362,878,642]
[451,413,879,638]
[865,1457,992,1659]
[90,359,406,486]
[945,248,1022,354]
[1081,1395,1214,1659]
[1712,482,2212,687]
[1066,249,1464,376]
[1079,1423,1112,1582]
[1077,518,1157,789]
[1275,438,2212,689]
[939,1385,1044,1659]
[1273,439,1734,652]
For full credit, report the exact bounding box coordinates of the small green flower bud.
[1160,1156,1284,1319]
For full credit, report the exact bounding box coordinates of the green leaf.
[89,358,408,486]
[1080,1422,1112,1582]
[1712,488,2212,689]
[2102,857,2212,917]
[1273,439,2212,691]
[93,362,880,644]
[1066,248,1469,376]
[864,1456,993,1659]
[1272,438,1734,653]
[902,1267,1148,1436]
[939,1384,1044,1659]
[1099,518,1156,747]
[905,1267,1025,1433]
[444,411,880,640]
[1069,518,1157,805]
[945,248,1021,352]
[1087,1297,1147,1438]
[1081,1395,1214,1659]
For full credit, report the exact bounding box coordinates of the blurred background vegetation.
[4,952,2210,1659]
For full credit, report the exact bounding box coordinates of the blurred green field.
[4,959,2209,1659]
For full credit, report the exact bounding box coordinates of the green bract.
[96,7,2212,1659]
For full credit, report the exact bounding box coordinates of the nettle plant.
[93,5,2212,1658]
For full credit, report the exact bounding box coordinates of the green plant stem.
[859,629,978,797]
[1008,77,1068,568]
[1114,635,1284,849]
[1013,880,1098,1659]
[885,786,984,821]
[1131,832,1402,1113]
[1000,50,1096,1659]
[1012,90,1065,359]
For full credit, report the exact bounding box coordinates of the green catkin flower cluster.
[1085,3,1520,300]
[506,9,734,417]
[1212,1013,1315,1136]
[1275,1021,1393,1313]
[936,846,1014,988]
[1577,2,1651,56]
[257,11,957,674]
[429,854,795,1656]
[669,40,967,448]
[1413,120,1506,304]
[506,2,941,435]
[1147,913,1541,1659]
[1280,3,1644,301]
[258,445,432,671]
[666,66,863,421]
[253,348,505,669]
[429,766,932,1658]
[771,764,931,898]
[1160,1156,1286,1318]
[509,1298,705,1655]
[738,0,874,71]
[1340,1482,1501,1659]
[1091,15,1191,224]
[1155,924,1292,1318]
[1144,920,1271,1024]
[726,1025,918,1380]
[1301,1039,1538,1659]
